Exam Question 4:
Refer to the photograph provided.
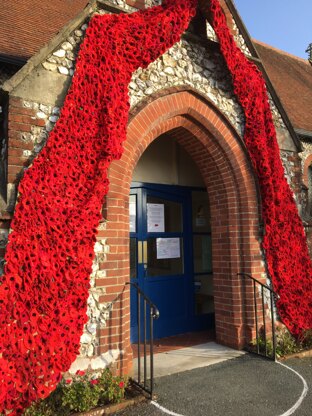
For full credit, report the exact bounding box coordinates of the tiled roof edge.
[253,39,310,65]
[2,1,96,94]
[295,128,312,140]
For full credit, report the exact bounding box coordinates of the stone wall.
[42,23,88,76]
[129,39,244,134]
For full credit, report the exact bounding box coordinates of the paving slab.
[134,342,245,378]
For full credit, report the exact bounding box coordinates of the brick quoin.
[6,98,38,189]
[125,0,146,10]
[302,154,312,187]
[101,89,265,374]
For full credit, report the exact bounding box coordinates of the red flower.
[90,379,99,385]
[119,381,125,389]
[76,370,86,376]
[65,379,72,384]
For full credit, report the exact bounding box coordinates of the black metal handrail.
[126,282,159,398]
[238,272,279,361]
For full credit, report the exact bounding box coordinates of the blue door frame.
[130,183,215,342]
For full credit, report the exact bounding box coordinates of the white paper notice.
[129,201,136,232]
[156,238,180,259]
[147,203,165,232]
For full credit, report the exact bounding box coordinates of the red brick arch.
[98,90,265,373]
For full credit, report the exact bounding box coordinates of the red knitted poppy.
[210,0,312,335]
[0,1,196,414]
[1,1,311,414]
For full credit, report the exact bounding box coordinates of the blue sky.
[233,0,311,59]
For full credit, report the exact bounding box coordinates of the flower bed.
[23,368,137,416]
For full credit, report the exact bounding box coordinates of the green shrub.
[251,325,312,358]
[97,368,126,405]
[61,378,100,413]
[24,368,128,415]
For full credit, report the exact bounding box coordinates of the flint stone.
[58,66,69,75]
[42,62,58,72]
[53,49,66,58]
[164,67,175,75]
[61,42,73,51]
[162,54,177,67]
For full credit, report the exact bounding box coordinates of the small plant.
[24,387,67,416]
[251,325,312,358]
[24,368,128,415]
[97,368,126,405]
[61,372,100,413]
[275,326,301,357]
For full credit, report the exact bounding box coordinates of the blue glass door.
[130,184,215,341]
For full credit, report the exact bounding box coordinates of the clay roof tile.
[0,0,89,60]
[254,40,312,133]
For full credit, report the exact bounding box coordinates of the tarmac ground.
[117,354,312,416]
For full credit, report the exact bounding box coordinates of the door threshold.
[132,329,215,358]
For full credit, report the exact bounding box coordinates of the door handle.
[138,241,143,264]
[137,241,148,265]
[143,241,148,264]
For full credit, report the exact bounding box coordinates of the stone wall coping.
[279,348,312,361]
[71,392,146,415]
[97,0,127,13]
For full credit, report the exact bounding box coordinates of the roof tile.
[0,0,89,60]
[254,40,312,133]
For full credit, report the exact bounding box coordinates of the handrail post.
[271,292,276,361]
[253,280,259,355]
[238,272,277,361]
[150,307,154,397]
[261,286,267,357]
[143,299,147,389]
[126,282,159,398]
[137,291,141,384]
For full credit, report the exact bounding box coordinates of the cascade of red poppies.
[209,0,312,335]
[0,1,196,414]
[1,0,311,414]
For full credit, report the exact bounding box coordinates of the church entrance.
[102,91,264,375]
[129,136,215,342]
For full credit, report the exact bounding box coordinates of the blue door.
[130,183,215,341]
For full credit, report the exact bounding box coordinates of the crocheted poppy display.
[210,0,312,335]
[0,0,311,414]
[0,0,196,414]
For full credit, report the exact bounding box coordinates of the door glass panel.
[129,194,137,233]
[130,238,137,278]
[193,234,212,273]
[147,196,182,232]
[192,191,211,232]
[194,275,214,315]
[146,237,183,276]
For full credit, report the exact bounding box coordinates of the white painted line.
[151,400,185,416]
[277,361,308,416]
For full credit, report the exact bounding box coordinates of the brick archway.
[99,90,265,374]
